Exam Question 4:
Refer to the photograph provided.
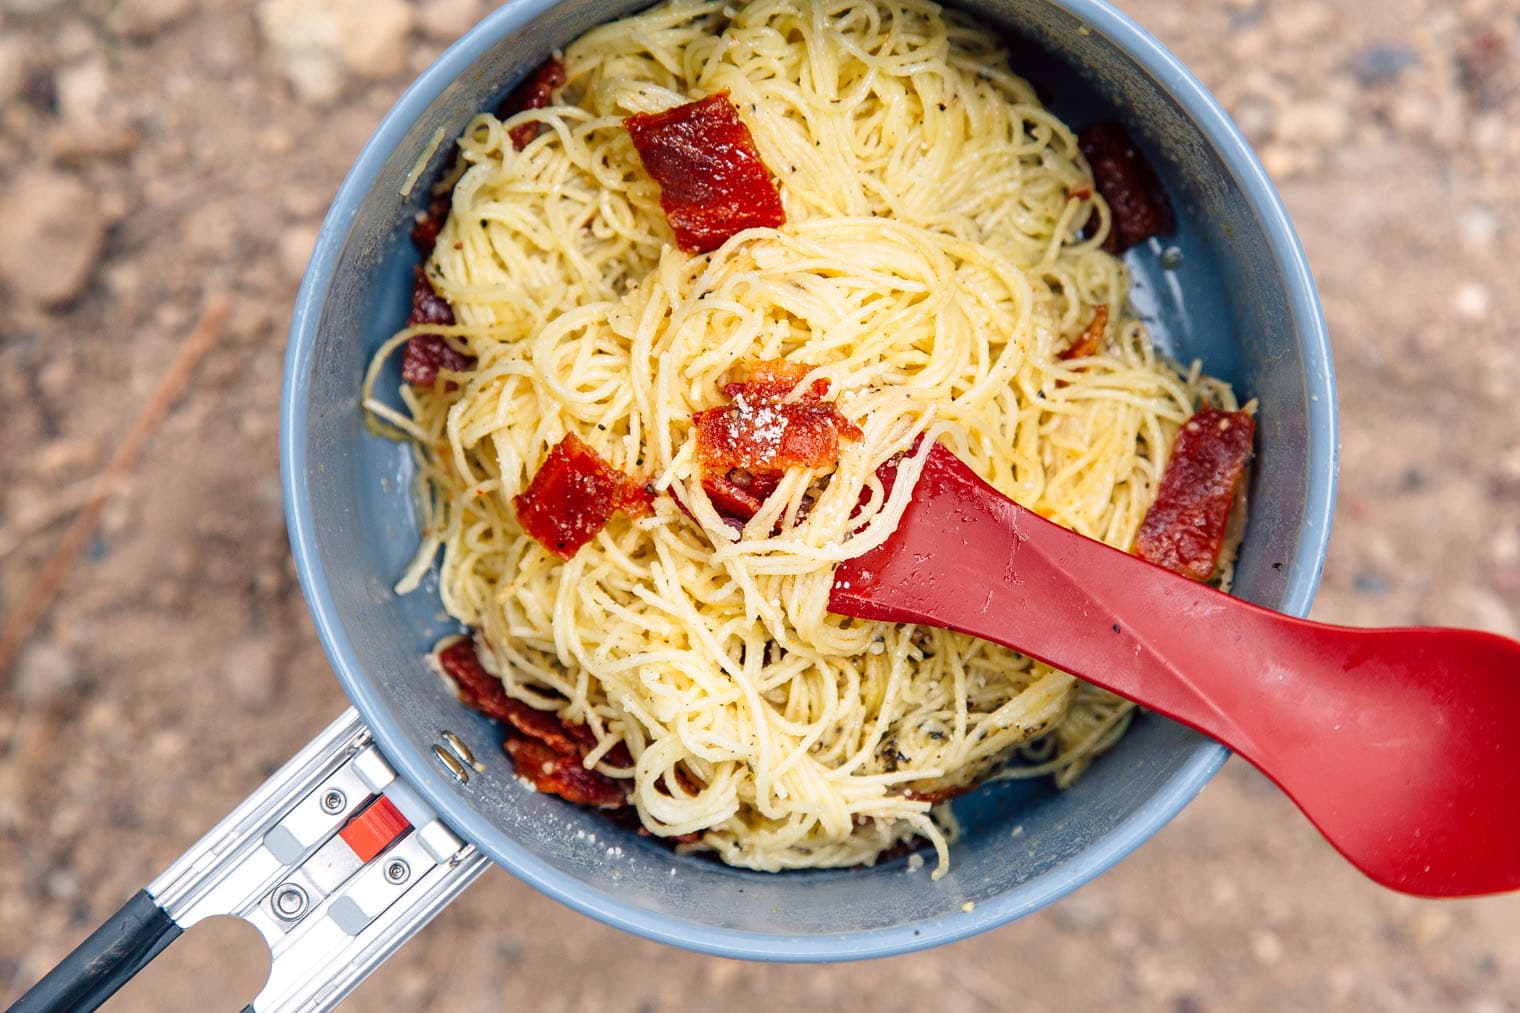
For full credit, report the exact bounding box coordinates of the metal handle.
[12,709,489,1013]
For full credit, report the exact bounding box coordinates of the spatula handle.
[829,443,1520,895]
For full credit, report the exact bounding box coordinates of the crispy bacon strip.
[400,268,474,387]
[1060,304,1109,361]
[903,782,978,805]
[498,57,566,150]
[506,737,629,808]
[514,433,652,559]
[437,638,634,803]
[625,91,786,253]
[437,639,580,753]
[1136,407,1255,581]
[694,360,861,475]
[723,358,829,402]
[1078,121,1174,253]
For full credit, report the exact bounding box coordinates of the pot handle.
[12,708,490,1013]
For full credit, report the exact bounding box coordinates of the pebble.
[1250,928,1284,965]
[416,0,488,41]
[14,642,82,704]
[0,36,28,107]
[56,56,110,126]
[1459,205,1499,252]
[1049,891,1108,931]
[42,868,81,902]
[1274,100,1352,147]
[1453,282,1492,322]
[278,223,321,280]
[257,0,414,103]
[0,169,108,307]
[54,21,100,63]
[1352,43,1419,85]
[106,0,193,39]
[222,637,279,710]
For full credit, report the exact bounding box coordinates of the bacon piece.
[407,265,455,326]
[702,471,765,520]
[1078,122,1174,253]
[438,638,632,764]
[625,91,786,253]
[438,639,575,752]
[401,335,473,388]
[694,360,861,475]
[409,194,452,256]
[437,638,514,721]
[694,400,859,473]
[506,736,629,808]
[1135,407,1255,581]
[498,57,566,150]
[1060,304,1109,361]
[723,358,829,402]
[514,433,651,559]
[903,782,978,805]
[401,268,474,387]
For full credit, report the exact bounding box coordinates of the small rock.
[415,0,486,41]
[1458,30,1513,110]
[223,637,279,710]
[43,868,81,902]
[336,0,413,79]
[1249,928,1284,964]
[1351,43,1419,85]
[1352,570,1391,596]
[21,64,58,113]
[106,0,193,39]
[1453,282,1491,322]
[55,56,109,126]
[278,223,320,279]
[0,169,108,307]
[1412,906,1452,944]
[14,642,82,703]
[257,0,413,103]
[1274,99,1351,146]
[54,20,100,62]
[1459,205,1499,253]
[0,37,29,107]
[47,121,144,164]
[1049,891,1108,932]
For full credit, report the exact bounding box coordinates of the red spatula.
[828,443,1520,898]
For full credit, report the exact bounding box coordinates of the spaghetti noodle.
[364,0,1242,875]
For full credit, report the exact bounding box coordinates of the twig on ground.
[0,294,233,677]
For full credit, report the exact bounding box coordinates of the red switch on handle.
[338,795,410,863]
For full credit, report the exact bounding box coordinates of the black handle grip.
[9,890,181,1013]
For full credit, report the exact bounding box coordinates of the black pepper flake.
[1111,623,1121,633]
[937,103,946,111]
[1272,561,1284,571]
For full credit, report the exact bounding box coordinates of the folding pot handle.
[12,709,490,1013]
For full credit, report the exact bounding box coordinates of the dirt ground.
[2,0,1519,1010]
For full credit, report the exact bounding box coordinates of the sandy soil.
[2,0,1518,1010]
